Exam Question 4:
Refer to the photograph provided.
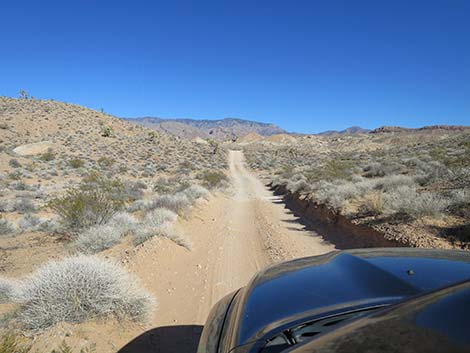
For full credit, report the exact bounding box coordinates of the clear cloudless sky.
[1,0,469,133]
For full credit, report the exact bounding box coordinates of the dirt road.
[79,150,335,353]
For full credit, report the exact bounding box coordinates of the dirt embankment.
[270,184,406,249]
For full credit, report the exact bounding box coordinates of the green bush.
[101,125,113,137]
[199,170,228,189]
[68,158,85,169]
[39,149,55,162]
[48,174,127,230]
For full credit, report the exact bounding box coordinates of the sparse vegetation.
[244,129,470,248]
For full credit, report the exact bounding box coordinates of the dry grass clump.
[5,255,153,330]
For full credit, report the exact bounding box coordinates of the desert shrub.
[0,277,19,303]
[153,177,189,194]
[14,198,37,213]
[0,333,31,353]
[182,185,210,201]
[108,212,139,234]
[48,174,127,230]
[144,208,177,228]
[74,212,138,253]
[0,218,17,235]
[375,174,416,191]
[9,159,21,168]
[384,186,449,218]
[134,223,190,249]
[286,179,310,193]
[123,181,145,201]
[198,170,228,189]
[323,159,354,180]
[314,180,363,209]
[74,224,124,254]
[101,125,113,137]
[271,176,288,188]
[97,157,115,168]
[447,189,470,215]
[68,158,85,169]
[127,199,151,213]
[18,214,41,230]
[13,255,153,329]
[39,149,55,162]
[8,171,22,180]
[151,193,191,213]
[361,191,386,215]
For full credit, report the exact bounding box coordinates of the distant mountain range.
[124,116,470,141]
[317,126,371,136]
[124,117,287,140]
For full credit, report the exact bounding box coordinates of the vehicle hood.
[233,248,470,345]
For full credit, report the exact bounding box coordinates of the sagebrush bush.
[108,212,139,234]
[14,198,37,214]
[385,186,449,218]
[74,224,125,254]
[182,185,210,201]
[286,179,310,193]
[144,208,177,228]
[151,193,191,213]
[18,214,41,231]
[0,277,19,303]
[0,218,17,235]
[134,223,191,249]
[13,255,153,329]
[48,174,127,230]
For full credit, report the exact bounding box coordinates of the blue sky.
[1,0,469,133]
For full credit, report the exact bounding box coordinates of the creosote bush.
[68,158,85,169]
[12,255,153,329]
[48,173,127,230]
[198,170,228,189]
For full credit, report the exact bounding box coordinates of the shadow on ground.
[118,325,203,353]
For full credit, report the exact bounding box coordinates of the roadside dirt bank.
[270,184,459,249]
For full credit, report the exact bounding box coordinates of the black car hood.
[233,248,470,346]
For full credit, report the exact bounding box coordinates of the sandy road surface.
[62,151,334,353]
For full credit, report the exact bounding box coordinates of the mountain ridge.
[124,116,287,140]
